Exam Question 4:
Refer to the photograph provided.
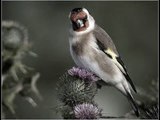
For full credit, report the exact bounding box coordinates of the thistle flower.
[74,103,102,119]
[68,67,100,82]
[57,73,97,107]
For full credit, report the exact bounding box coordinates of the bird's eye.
[84,15,87,20]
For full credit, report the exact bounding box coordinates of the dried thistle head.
[2,21,29,79]
[2,21,40,117]
[2,20,28,52]
[2,72,41,114]
[2,20,35,82]
[57,73,97,107]
[2,80,23,114]
[74,103,102,119]
[19,72,41,99]
[138,103,158,119]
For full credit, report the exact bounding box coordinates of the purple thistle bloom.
[74,103,102,119]
[68,67,100,82]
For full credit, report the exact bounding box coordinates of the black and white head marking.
[69,8,95,36]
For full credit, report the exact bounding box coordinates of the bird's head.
[69,8,95,34]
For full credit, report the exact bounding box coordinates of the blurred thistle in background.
[2,21,41,118]
[2,1,158,119]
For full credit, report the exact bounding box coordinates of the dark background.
[2,1,158,118]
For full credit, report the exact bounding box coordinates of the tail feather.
[116,82,139,117]
[125,90,139,117]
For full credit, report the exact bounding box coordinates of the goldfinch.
[69,8,139,116]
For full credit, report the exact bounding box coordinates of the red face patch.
[70,11,89,32]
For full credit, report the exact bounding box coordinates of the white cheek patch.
[82,8,90,16]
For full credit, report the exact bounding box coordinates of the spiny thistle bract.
[57,105,75,119]
[74,103,102,119]
[57,72,97,107]
[56,67,102,119]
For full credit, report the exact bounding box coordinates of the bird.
[68,8,139,117]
